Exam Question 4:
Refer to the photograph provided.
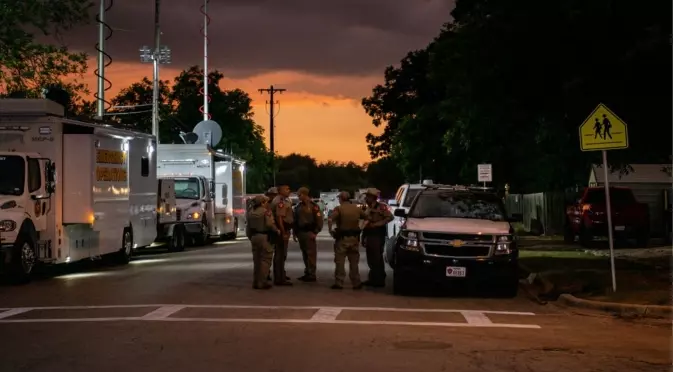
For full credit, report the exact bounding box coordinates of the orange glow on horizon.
[77,60,382,164]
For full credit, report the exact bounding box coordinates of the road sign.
[579,103,629,151]
[477,164,492,183]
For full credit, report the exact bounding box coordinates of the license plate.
[615,226,625,231]
[446,266,466,277]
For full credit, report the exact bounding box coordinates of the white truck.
[0,99,187,282]
[157,144,245,245]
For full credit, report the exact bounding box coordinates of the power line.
[258,85,286,186]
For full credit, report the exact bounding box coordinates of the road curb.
[557,294,673,319]
[520,263,672,319]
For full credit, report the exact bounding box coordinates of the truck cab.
[167,175,213,245]
[0,152,56,274]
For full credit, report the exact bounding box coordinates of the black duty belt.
[362,226,386,236]
[296,225,316,232]
[335,229,361,238]
[249,229,271,235]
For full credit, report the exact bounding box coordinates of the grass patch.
[520,252,672,306]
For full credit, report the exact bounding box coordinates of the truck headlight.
[187,211,200,220]
[0,220,17,232]
[401,231,420,251]
[495,235,515,255]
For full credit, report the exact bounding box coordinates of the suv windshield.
[402,189,421,207]
[409,191,507,221]
[0,155,25,195]
[174,178,201,200]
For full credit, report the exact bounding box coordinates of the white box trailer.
[0,99,186,282]
[157,144,245,244]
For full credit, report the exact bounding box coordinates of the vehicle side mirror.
[508,213,523,222]
[388,199,398,207]
[222,197,228,207]
[394,208,406,218]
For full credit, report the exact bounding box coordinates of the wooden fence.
[504,192,569,236]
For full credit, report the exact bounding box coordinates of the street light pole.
[139,1,170,143]
[152,0,161,141]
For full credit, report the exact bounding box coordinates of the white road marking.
[0,304,535,316]
[0,308,31,319]
[461,311,493,326]
[0,304,540,329]
[310,307,342,321]
[141,305,185,320]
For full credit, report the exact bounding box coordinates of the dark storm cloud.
[62,0,453,77]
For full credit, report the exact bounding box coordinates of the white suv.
[386,180,435,240]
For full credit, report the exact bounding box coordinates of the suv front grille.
[424,244,491,257]
[421,232,494,243]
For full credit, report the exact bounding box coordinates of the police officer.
[264,187,279,282]
[247,195,280,290]
[293,187,323,282]
[270,185,293,285]
[361,188,393,287]
[328,191,367,290]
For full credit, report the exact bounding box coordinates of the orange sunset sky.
[61,0,453,164]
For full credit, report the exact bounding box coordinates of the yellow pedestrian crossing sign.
[579,103,629,151]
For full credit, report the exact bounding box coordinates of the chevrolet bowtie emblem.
[450,240,465,247]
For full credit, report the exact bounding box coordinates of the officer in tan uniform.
[264,187,278,282]
[361,188,393,287]
[293,187,323,282]
[270,184,293,285]
[247,195,280,290]
[328,191,367,290]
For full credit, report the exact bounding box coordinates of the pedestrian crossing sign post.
[579,103,629,151]
[578,103,629,294]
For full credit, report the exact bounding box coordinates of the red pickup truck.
[564,187,650,247]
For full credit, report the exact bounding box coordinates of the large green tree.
[363,0,671,193]
[0,0,91,99]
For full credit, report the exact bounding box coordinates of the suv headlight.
[400,231,420,251]
[0,220,17,232]
[495,234,516,255]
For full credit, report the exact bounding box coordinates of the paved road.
[0,232,670,372]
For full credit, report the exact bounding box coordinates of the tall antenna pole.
[152,0,161,142]
[258,85,286,186]
[202,0,209,121]
[95,0,106,118]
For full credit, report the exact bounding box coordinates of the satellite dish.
[179,132,198,144]
[193,120,222,146]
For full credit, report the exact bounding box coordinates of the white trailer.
[0,99,185,283]
[157,144,245,245]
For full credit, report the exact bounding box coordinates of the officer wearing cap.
[247,195,280,289]
[293,187,323,282]
[361,187,393,287]
[328,191,368,289]
[270,185,294,285]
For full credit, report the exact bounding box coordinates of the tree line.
[0,1,407,195]
[362,0,671,193]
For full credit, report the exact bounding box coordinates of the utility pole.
[258,85,286,186]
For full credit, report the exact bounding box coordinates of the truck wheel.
[635,229,650,248]
[168,225,186,252]
[497,275,520,298]
[8,233,37,284]
[563,222,575,244]
[225,219,239,240]
[116,228,133,264]
[193,219,210,246]
[392,269,413,296]
[579,227,592,248]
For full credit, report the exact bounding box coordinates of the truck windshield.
[409,191,507,221]
[584,188,636,204]
[174,178,201,200]
[0,156,25,195]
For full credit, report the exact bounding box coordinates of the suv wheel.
[392,270,413,295]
